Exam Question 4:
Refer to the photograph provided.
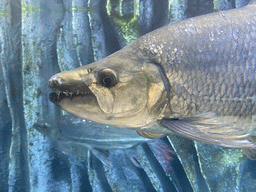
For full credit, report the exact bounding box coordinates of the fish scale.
[134,5,256,117]
[135,2,256,146]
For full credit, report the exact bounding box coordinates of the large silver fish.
[48,1,256,159]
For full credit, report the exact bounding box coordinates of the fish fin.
[147,138,176,175]
[91,148,112,166]
[124,149,142,168]
[242,148,256,160]
[92,148,110,157]
[160,112,256,149]
[136,131,164,139]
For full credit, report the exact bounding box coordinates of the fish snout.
[49,74,63,89]
[48,74,65,103]
[48,72,94,103]
[48,74,67,103]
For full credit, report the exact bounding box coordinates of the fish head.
[33,120,60,139]
[48,51,168,128]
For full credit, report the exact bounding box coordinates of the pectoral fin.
[160,113,256,149]
[91,148,111,166]
[136,131,164,139]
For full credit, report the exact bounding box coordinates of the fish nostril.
[49,75,62,88]
[51,80,59,87]
[48,80,56,88]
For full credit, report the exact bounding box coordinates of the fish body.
[48,1,256,158]
[34,115,151,150]
[34,115,179,171]
[34,115,152,165]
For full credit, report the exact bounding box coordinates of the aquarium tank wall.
[0,0,255,191]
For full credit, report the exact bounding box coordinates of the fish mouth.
[49,89,93,103]
[48,74,94,103]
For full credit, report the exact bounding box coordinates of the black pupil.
[98,69,117,88]
[103,76,112,87]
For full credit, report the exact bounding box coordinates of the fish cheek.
[131,96,138,105]
[112,83,148,116]
[58,95,102,118]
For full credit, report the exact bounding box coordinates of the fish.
[34,115,178,171]
[34,114,151,150]
[48,1,256,159]
[34,114,151,165]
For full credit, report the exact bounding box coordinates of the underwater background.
[0,0,256,191]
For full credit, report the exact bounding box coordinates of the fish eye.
[98,68,117,88]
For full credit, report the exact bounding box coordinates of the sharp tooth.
[57,91,60,100]
[64,92,68,96]
[77,90,80,95]
[70,92,73,97]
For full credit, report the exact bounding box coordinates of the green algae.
[72,6,87,12]
[106,0,139,45]
[21,4,40,12]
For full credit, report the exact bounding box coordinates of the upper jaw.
[48,73,93,103]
